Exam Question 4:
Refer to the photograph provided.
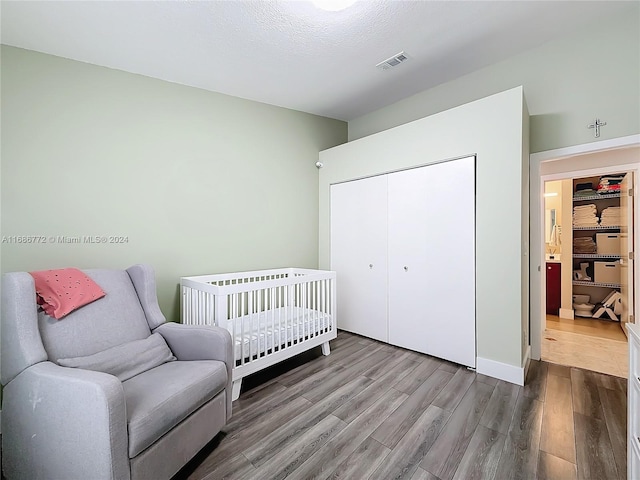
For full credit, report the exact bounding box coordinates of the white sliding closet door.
[387,156,476,367]
[330,175,389,342]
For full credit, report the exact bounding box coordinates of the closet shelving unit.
[573,280,621,288]
[572,176,624,317]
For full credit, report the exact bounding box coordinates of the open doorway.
[530,137,639,379]
[541,171,632,377]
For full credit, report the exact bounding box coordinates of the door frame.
[530,134,640,360]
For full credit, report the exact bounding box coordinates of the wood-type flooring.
[543,314,628,378]
[173,331,628,480]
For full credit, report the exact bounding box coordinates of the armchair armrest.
[2,362,130,480]
[154,323,233,419]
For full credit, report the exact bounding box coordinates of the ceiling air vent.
[376,51,409,70]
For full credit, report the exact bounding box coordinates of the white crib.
[181,268,337,400]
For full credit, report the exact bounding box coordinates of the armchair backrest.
[1,264,167,385]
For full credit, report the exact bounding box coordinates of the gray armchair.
[1,264,233,480]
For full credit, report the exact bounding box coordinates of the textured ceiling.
[1,1,634,121]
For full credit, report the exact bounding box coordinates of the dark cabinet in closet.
[546,262,561,315]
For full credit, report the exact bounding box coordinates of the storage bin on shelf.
[594,261,621,284]
[596,233,621,255]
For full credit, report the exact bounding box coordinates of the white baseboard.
[559,308,574,320]
[476,347,530,386]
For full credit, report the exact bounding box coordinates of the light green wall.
[0,46,347,321]
[320,87,528,373]
[348,6,640,153]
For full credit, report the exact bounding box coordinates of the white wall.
[0,46,347,320]
[319,87,529,378]
[348,7,639,154]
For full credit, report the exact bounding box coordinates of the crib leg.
[232,379,242,401]
[321,341,331,356]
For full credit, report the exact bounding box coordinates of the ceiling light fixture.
[310,0,357,11]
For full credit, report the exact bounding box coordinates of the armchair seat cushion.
[123,360,227,458]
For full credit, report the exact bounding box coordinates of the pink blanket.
[30,268,106,319]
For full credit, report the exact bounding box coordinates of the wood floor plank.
[333,357,418,424]
[312,338,367,367]
[203,395,313,466]
[539,374,576,464]
[385,345,441,366]
[450,425,506,480]
[598,386,627,479]
[571,368,605,420]
[275,354,342,388]
[420,380,494,480]
[230,381,288,417]
[536,451,577,480]
[437,361,459,374]
[371,369,453,448]
[326,437,390,480]
[239,345,327,391]
[333,340,384,367]
[242,375,371,467]
[227,382,287,425]
[361,349,418,380]
[341,348,405,381]
[547,363,571,378]
[227,364,343,432]
[332,330,360,347]
[287,388,407,480]
[432,368,476,412]
[410,468,440,480]
[545,315,627,341]
[280,363,346,399]
[577,367,626,392]
[523,360,548,400]
[574,412,620,480]
[243,414,346,480]
[333,347,390,381]
[394,357,441,394]
[479,380,520,435]
[369,405,451,480]
[301,360,376,403]
[188,452,256,480]
[475,373,499,386]
[493,394,544,480]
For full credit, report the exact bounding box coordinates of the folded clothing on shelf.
[573,237,597,254]
[573,204,597,211]
[597,175,625,194]
[574,190,596,198]
[600,206,621,226]
[576,182,594,192]
[573,204,599,227]
[574,221,600,227]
